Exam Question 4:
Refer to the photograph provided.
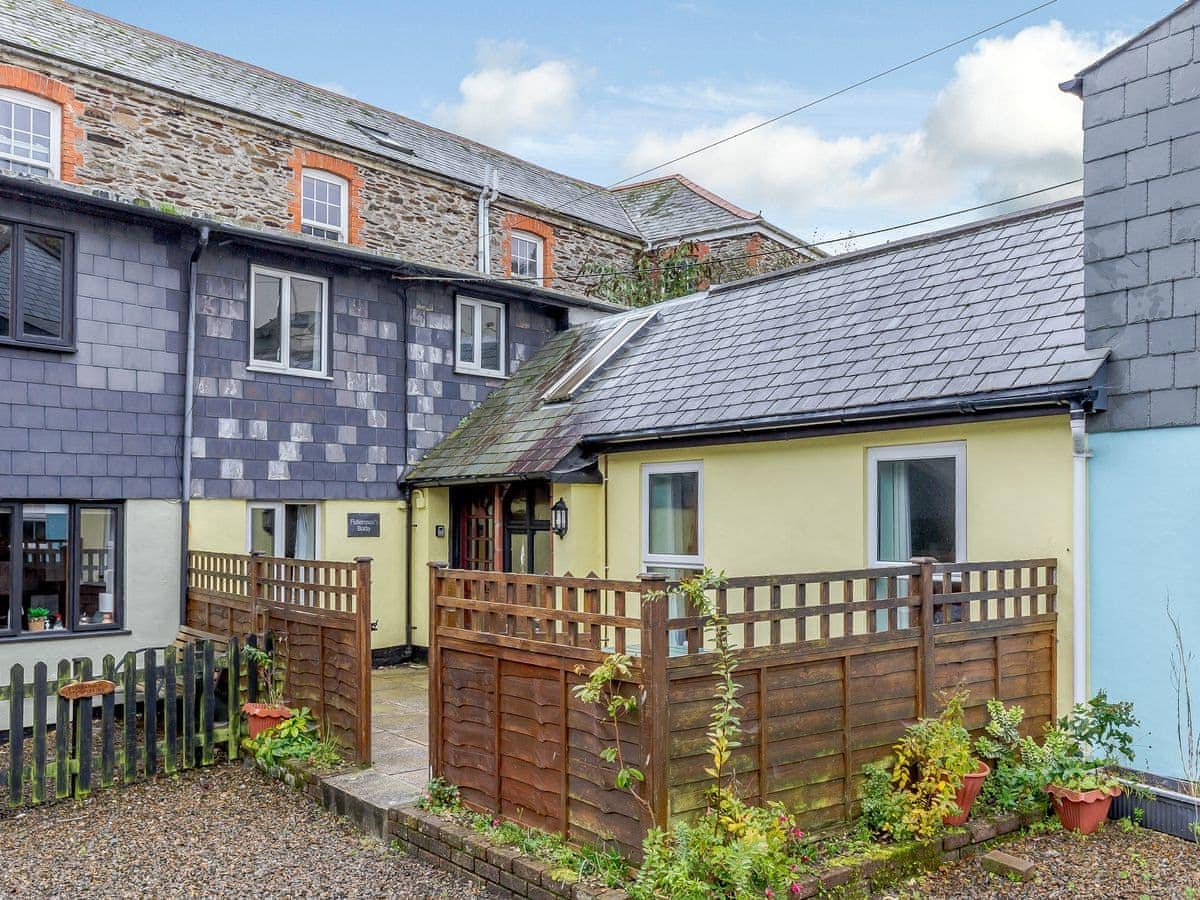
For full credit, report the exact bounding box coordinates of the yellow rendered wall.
[187,498,408,649]
[594,416,1076,705]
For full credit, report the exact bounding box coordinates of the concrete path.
[320,663,431,836]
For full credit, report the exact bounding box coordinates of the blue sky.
[81,1,1167,243]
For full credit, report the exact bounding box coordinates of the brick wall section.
[188,244,562,495]
[3,50,642,296]
[388,807,626,900]
[1081,5,1200,430]
[387,805,1046,900]
[0,198,187,499]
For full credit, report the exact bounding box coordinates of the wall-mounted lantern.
[551,497,568,538]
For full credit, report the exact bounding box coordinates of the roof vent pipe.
[477,165,499,274]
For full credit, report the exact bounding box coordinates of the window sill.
[454,366,509,380]
[2,628,130,645]
[0,336,76,354]
[246,364,333,382]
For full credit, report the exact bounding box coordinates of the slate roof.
[4,0,640,235]
[406,197,1107,485]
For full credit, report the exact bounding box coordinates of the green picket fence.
[0,637,246,807]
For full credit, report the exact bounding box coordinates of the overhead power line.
[538,0,1060,218]
[392,178,1082,286]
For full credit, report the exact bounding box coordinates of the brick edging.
[387,805,1046,899]
[388,806,627,900]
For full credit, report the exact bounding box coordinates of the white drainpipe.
[1071,407,1089,706]
[476,166,499,274]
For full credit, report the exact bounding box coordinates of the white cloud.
[436,53,579,146]
[623,22,1114,241]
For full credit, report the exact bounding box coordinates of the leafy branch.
[573,652,651,816]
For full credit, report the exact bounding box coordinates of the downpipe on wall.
[1071,406,1089,706]
[179,225,210,623]
[476,166,498,274]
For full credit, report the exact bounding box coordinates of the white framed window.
[249,265,328,377]
[642,462,704,568]
[455,295,506,377]
[867,441,966,566]
[247,502,320,559]
[0,88,61,179]
[300,169,348,242]
[510,230,543,281]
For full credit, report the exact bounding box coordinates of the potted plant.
[1044,691,1138,834]
[26,606,50,632]
[242,643,290,738]
[889,690,987,835]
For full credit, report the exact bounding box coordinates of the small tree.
[1168,599,1200,841]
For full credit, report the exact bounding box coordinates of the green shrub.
[630,797,808,900]
[245,706,343,770]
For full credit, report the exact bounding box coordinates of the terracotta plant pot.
[1046,783,1122,834]
[242,702,290,738]
[945,760,990,826]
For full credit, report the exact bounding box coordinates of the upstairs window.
[455,295,505,377]
[510,231,543,281]
[300,170,348,242]
[0,88,60,178]
[0,217,72,349]
[249,266,328,377]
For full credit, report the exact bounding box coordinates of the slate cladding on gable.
[187,244,561,500]
[0,198,188,499]
[1077,1,1200,430]
[407,198,1106,484]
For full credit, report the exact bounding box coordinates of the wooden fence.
[429,557,1058,857]
[1,638,239,808]
[186,550,373,763]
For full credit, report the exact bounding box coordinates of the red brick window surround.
[286,149,364,245]
[501,213,555,288]
[0,66,84,183]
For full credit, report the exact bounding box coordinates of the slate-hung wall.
[1081,5,1200,430]
[0,197,188,499]
[1,48,640,295]
[188,244,564,497]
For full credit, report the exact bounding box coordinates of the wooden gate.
[1,639,237,808]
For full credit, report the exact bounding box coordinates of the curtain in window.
[877,461,912,563]
[648,473,698,558]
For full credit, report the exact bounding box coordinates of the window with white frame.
[247,503,320,559]
[867,442,966,566]
[300,170,348,242]
[0,88,61,178]
[249,266,328,376]
[455,295,505,377]
[643,462,703,653]
[510,231,543,281]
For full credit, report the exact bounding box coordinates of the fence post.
[638,572,670,830]
[429,562,448,780]
[354,556,373,765]
[249,551,266,634]
[912,557,937,718]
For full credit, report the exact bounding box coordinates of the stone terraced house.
[0,0,816,668]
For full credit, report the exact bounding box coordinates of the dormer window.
[0,88,60,179]
[300,169,347,242]
[510,231,543,281]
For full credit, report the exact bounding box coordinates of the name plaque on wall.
[347,512,381,538]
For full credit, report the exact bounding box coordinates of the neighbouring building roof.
[4,0,644,236]
[613,174,817,255]
[405,198,1107,485]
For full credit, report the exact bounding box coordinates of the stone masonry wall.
[0,195,188,499]
[189,243,562,498]
[1081,5,1200,430]
[3,48,641,296]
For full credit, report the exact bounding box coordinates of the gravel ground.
[0,764,489,899]
[894,822,1200,898]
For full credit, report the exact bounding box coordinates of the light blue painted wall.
[1090,426,1200,779]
